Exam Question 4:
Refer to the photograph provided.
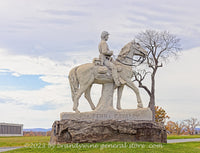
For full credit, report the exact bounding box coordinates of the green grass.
[1,135,199,147]
[167,135,200,140]
[0,136,200,153]
[0,136,50,147]
[3,141,200,153]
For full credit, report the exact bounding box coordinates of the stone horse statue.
[69,40,147,113]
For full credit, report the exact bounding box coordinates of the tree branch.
[133,70,151,97]
[138,83,151,96]
[157,63,163,68]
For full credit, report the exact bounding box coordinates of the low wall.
[0,123,23,136]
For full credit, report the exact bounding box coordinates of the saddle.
[93,58,122,74]
[93,58,125,84]
[93,58,108,74]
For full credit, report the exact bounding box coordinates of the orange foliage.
[23,131,47,136]
[165,121,185,135]
[155,106,170,124]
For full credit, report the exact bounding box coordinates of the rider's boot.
[112,68,120,86]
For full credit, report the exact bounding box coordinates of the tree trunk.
[148,70,156,121]
[149,95,155,121]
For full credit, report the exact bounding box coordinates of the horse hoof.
[91,106,96,110]
[117,106,122,110]
[75,110,80,113]
[73,107,80,113]
[137,103,143,108]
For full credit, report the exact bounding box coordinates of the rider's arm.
[101,42,113,56]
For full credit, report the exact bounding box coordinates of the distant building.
[0,123,23,136]
[195,128,200,135]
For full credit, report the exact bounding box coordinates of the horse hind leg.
[73,87,86,113]
[73,81,94,113]
[84,85,96,110]
[73,92,80,113]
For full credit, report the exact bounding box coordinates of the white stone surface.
[69,39,147,113]
[60,108,152,121]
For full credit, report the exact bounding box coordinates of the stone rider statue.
[98,31,120,86]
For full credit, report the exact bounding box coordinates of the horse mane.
[117,41,133,60]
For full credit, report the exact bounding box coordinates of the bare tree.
[174,121,185,135]
[166,121,185,135]
[134,30,181,121]
[184,118,200,135]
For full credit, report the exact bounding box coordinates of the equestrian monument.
[50,31,167,144]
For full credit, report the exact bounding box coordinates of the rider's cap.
[101,31,109,39]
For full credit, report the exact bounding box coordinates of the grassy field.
[167,135,200,139]
[3,141,200,153]
[0,136,49,147]
[0,136,200,153]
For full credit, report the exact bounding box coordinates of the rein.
[116,54,146,66]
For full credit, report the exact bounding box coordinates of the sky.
[0,0,200,128]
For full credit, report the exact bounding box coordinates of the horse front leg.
[117,85,124,110]
[125,80,143,108]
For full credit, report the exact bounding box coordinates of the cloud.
[155,47,200,121]
[0,48,70,114]
[0,49,67,77]
[0,0,199,61]
[0,102,65,128]
[41,9,89,16]
[0,48,100,127]
[39,18,75,25]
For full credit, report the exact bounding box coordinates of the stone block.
[50,119,167,144]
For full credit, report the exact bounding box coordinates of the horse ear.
[131,39,135,44]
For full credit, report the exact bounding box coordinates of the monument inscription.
[60,108,152,121]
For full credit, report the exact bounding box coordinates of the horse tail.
[68,66,79,101]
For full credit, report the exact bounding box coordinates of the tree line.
[155,106,200,135]
[23,131,51,136]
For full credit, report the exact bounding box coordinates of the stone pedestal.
[50,108,167,144]
[50,119,167,144]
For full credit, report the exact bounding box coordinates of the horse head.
[131,40,147,58]
[117,40,147,66]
